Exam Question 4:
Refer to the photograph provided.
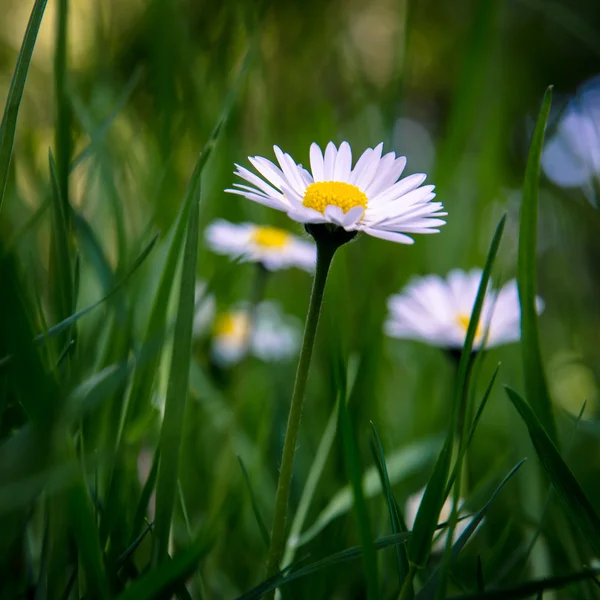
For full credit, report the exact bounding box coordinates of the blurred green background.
[2,0,600,598]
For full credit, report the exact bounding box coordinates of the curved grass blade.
[152,172,201,565]
[0,0,49,213]
[445,567,600,600]
[238,456,270,551]
[282,399,338,568]
[505,386,600,555]
[416,459,527,600]
[518,86,557,444]
[237,532,411,600]
[370,422,409,592]
[115,534,213,600]
[295,437,440,547]
[339,396,378,600]
[33,233,158,344]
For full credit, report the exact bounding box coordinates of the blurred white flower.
[405,487,478,553]
[384,269,544,350]
[211,301,301,366]
[542,76,600,199]
[205,219,316,272]
[193,281,216,338]
[226,141,446,244]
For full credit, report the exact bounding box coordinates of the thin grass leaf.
[115,534,213,600]
[282,399,339,567]
[238,456,270,551]
[518,86,557,444]
[0,0,48,213]
[505,387,600,555]
[132,448,160,539]
[338,396,379,600]
[237,532,411,600]
[34,233,158,344]
[152,171,201,565]
[116,521,153,569]
[370,422,410,592]
[416,459,527,600]
[445,568,600,600]
[296,437,440,547]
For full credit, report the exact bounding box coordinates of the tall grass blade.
[505,386,600,554]
[152,171,201,565]
[518,86,557,444]
[0,0,48,213]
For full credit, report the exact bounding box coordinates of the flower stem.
[265,239,338,580]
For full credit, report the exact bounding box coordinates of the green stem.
[265,239,338,580]
[398,564,417,600]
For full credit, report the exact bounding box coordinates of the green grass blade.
[115,535,213,600]
[445,568,600,600]
[370,422,410,592]
[0,0,48,213]
[34,233,158,344]
[296,437,440,547]
[237,532,411,600]
[152,172,201,565]
[282,399,339,568]
[505,386,600,555]
[416,459,526,600]
[132,448,160,537]
[518,86,558,444]
[237,456,270,551]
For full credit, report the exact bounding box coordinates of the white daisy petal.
[310,143,325,181]
[333,141,352,182]
[323,142,338,180]
[324,205,346,225]
[354,142,384,191]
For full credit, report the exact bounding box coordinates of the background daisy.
[205,219,316,272]
[385,268,544,350]
[227,141,446,244]
[211,301,301,366]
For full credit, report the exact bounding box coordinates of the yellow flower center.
[457,314,482,340]
[302,181,368,215]
[213,312,251,342]
[251,226,291,248]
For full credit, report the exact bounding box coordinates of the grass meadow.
[2,0,600,598]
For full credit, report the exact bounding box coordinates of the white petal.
[333,141,352,182]
[362,227,415,244]
[324,205,346,225]
[354,142,384,191]
[310,143,325,181]
[323,142,337,180]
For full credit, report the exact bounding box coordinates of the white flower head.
[405,487,479,553]
[384,268,544,350]
[211,301,301,366]
[226,141,446,244]
[205,219,316,272]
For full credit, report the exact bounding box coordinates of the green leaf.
[517,86,558,444]
[115,535,213,600]
[445,568,600,600]
[370,422,410,593]
[506,386,600,555]
[338,395,379,600]
[238,456,270,551]
[0,0,48,213]
[34,233,159,344]
[152,170,201,565]
[294,437,440,547]
[416,459,526,599]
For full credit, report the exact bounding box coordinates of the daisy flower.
[205,219,316,272]
[226,141,446,244]
[384,268,544,350]
[405,487,478,553]
[211,301,301,366]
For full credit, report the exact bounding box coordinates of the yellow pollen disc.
[457,314,482,339]
[302,181,368,215]
[213,312,251,341]
[251,226,291,248]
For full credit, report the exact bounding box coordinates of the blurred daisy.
[212,301,301,366]
[205,219,316,272]
[405,488,477,553]
[384,269,544,350]
[226,141,446,244]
